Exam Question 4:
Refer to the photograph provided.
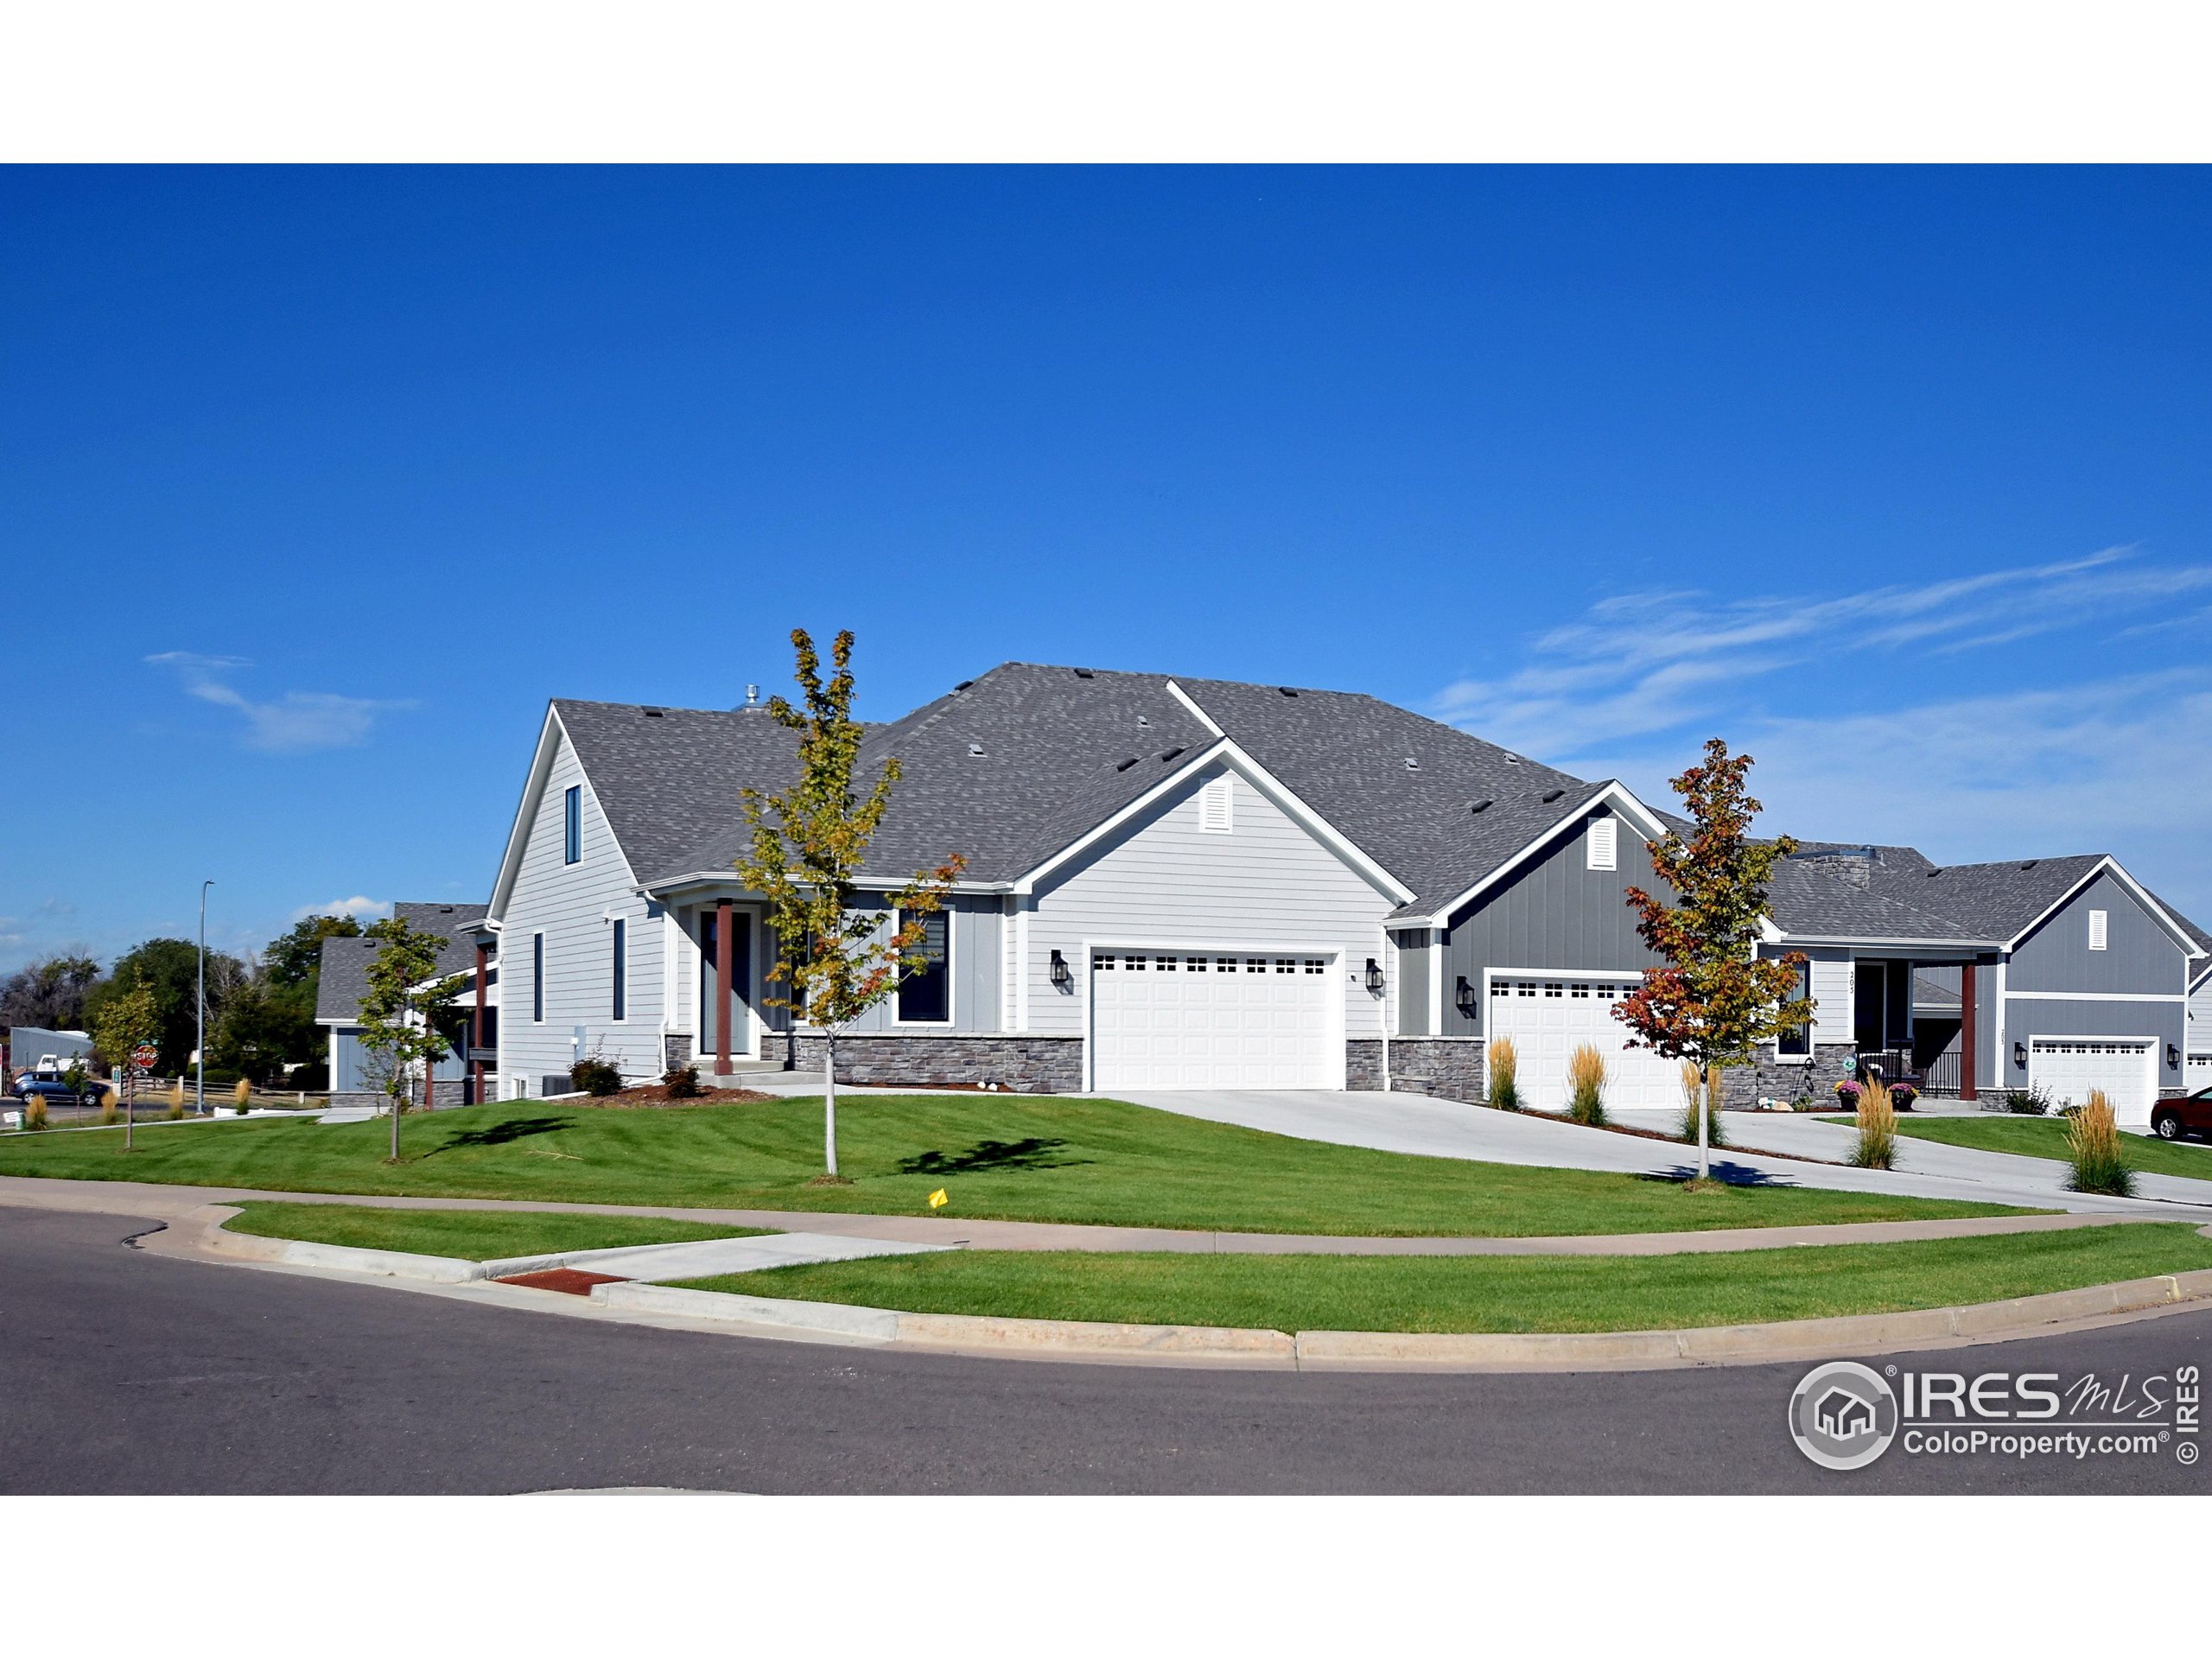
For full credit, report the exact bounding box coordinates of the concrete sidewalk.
[527,1230,947,1281]
[1116,1089,2212,1217]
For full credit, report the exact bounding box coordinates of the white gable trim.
[486,705,640,921]
[1163,678,1225,737]
[1401,781,1673,929]
[2005,855,2203,957]
[1010,735,1414,905]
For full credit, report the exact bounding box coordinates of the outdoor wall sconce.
[1049,949,1071,990]
[2012,1040,2027,1070]
[2169,1042,2181,1070]
[1455,976,1477,1015]
[1364,957,1384,994]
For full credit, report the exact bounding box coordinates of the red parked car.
[2150,1088,2212,1142]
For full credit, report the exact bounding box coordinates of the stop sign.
[130,1045,158,1071]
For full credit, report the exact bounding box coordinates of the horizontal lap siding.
[1026,762,1395,1041]
[499,727,665,1087]
[1437,809,1662,1038]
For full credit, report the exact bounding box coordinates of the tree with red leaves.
[1615,739,1811,1180]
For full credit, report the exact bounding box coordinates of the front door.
[1853,962,1887,1050]
[698,911,756,1058]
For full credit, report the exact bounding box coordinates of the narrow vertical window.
[897,909,951,1022]
[612,917,627,1020]
[531,932,544,1022]
[563,785,582,864]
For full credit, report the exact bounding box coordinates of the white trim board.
[2003,990,2185,1004]
[1399,780,1673,929]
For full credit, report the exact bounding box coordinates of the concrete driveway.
[1114,1089,2212,1218]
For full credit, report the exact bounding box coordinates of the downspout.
[1377,923,1393,1092]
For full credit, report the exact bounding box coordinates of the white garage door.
[1091,950,1335,1090]
[1488,976,1686,1113]
[2030,1037,2157,1125]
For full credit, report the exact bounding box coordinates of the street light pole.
[197,879,214,1116]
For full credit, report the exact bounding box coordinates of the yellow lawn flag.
[927,1188,950,1210]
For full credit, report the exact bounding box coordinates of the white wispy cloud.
[147,652,397,753]
[290,896,391,924]
[1432,550,2212,918]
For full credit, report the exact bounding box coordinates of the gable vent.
[1586,818,1618,872]
[2088,908,2108,951]
[1199,776,1234,834]
[1541,787,1566,804]
[1469,798,1492,815]
[1116,755,1141,772]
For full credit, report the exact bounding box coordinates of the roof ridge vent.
[968,742,985,757]
[1540,787,1566,803]
[1469,798,1492,815]
[2020,859,2038,871]
[1159,747,1185,763]
[1116,755,1140,772]
[640,707,664,717]
[1137,714,1150,728]
[1503,753,1522,766]
[1072,667,1095,678]
[1404,756,1420,772]
[1278,686,1299,697]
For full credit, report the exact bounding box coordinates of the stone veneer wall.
[1738,1044,1856,1108]
[664,1034,694,1071]
[1344,1039,1384,1091]
[788,1033,1084,1094]
[1374,1037,1488,1103]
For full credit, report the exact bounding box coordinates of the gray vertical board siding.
[1395,929,1431,1037]
[333,1027,465,1091]
[1996,995,2185,1090]
[2007,870,2187,995]
[1436,808,1663,1037]
[1024,761,1399,1041]
[2191,978,2212,1057]
[499,726,666,1086]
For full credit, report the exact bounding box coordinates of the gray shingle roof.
[1763,846,1992,943]
[553,699,803,885]
[1908,855,2111,944]
[314,903,478,1023]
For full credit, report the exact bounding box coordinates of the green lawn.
[1818,1113,2212,1180]
[221,1200,770,1261]
[683,1224,2212,1334]
[0,1093,2026,1236]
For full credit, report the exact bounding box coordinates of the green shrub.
[662,1065,703,1101]
[2064,1090,2134,1197]
[1484,1038,1521,1111]
[2003,1086,2051,1116]
[570,1057,622,1097]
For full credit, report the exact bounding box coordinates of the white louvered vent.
[2088,908,2108,951]
[1198,776,1233,834]
[1586,817,1618,872]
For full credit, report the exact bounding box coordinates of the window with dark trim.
[532,932,544,1023]
[1777,958,1812,1056]
[563,785,582,864]
[612,918,627,1020]
[896,909,950,1023]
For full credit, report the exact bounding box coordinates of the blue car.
[10,1067,105,1110]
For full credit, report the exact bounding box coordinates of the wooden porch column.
[715,898,734,1077]
[472,940,488,1105]
[1959,960,1979,1102]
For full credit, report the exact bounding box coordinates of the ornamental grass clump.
[1678,1060,1726,1148]
[232,1077,253,1116]
[1484,1037,1521,1110]
[97,1089,120,1127]
[1566,1043,1608,1127]
[22,1096,48,1131]
[165,1079,186,1121]
[2064,1089,2135,1197]
[1849,1081,1897,1169]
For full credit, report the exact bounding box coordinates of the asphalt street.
[5,1205,2208,1495]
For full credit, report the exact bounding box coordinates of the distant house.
[315,901,493,1106]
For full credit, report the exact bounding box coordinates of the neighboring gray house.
[481,661,2209,1118]
[1756,847,2207,1124]
[315,901,490,1105]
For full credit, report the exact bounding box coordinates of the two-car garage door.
[1091,950,1335,1090]
[2028,1038,2157,1126]
[1486,976,1686,1113]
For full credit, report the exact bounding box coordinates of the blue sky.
[4,165,2209,969]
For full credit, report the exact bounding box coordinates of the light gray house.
[480,661,2208,1119]
[315,900,490,1106]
